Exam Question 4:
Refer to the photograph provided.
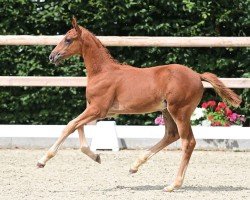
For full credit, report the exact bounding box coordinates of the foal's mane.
[72,26,120,64]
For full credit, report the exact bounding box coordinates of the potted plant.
[155,100,246,127]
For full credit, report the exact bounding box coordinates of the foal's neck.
[81,31,117,76]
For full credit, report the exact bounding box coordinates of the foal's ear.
[71,16,82,37]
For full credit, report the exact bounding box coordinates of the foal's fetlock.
[129,157,147,174]
[80,147,101,164]
[80,146,89,154]
[37,151,55,168]
[129,163,139,174]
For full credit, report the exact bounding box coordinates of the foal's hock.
[38,17,241,192]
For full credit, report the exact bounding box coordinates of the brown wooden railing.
[0,35,249,89]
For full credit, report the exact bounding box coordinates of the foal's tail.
[200,72,241,107]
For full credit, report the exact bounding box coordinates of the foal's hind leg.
[129,109,180,173]
[164,106,196,192]
[78,126,101,163]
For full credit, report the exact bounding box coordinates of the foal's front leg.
[37,105,102,168]
[78,126,101,163]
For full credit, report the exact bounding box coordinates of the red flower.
[215,106,222,112]
[218,102,227,109]
[225,108,233,117]
[207,100,216,108]
[201,102,208,109]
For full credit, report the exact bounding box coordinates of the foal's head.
[49,17,83,65]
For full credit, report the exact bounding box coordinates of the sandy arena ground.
[0,149,249,200]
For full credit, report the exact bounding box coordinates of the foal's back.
[105,63,203,114]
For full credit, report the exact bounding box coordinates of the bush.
[0,0,249,125]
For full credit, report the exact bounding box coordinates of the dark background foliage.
[0,0,249,125]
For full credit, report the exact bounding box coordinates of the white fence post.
[90,121,121,151]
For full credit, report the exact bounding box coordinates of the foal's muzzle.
[49,52,63,65]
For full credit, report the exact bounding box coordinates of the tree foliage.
[0,0,249,125]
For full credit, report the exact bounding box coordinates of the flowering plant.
[154,100,246,127]
[154,115,165,125]
[199,100,245,126]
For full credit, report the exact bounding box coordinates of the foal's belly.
[108,100,167,115]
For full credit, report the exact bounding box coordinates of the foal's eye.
[65,38,72,44]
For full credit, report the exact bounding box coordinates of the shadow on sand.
[105,185,250,192]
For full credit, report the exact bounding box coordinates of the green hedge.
[0,0,249,125]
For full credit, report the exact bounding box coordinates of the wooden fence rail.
[0,76,249,88]
[0,36,250,47]
[0,36,249,89]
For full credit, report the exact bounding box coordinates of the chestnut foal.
[38,18,241,192]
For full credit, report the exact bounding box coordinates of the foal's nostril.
[49,54,53,62]
[49,52,62,64]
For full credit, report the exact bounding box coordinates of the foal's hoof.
[36,162,45,168]
[163,184,181,192]
[129,168,138,174]
[163,187,173,192]
[95,154,101,164]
